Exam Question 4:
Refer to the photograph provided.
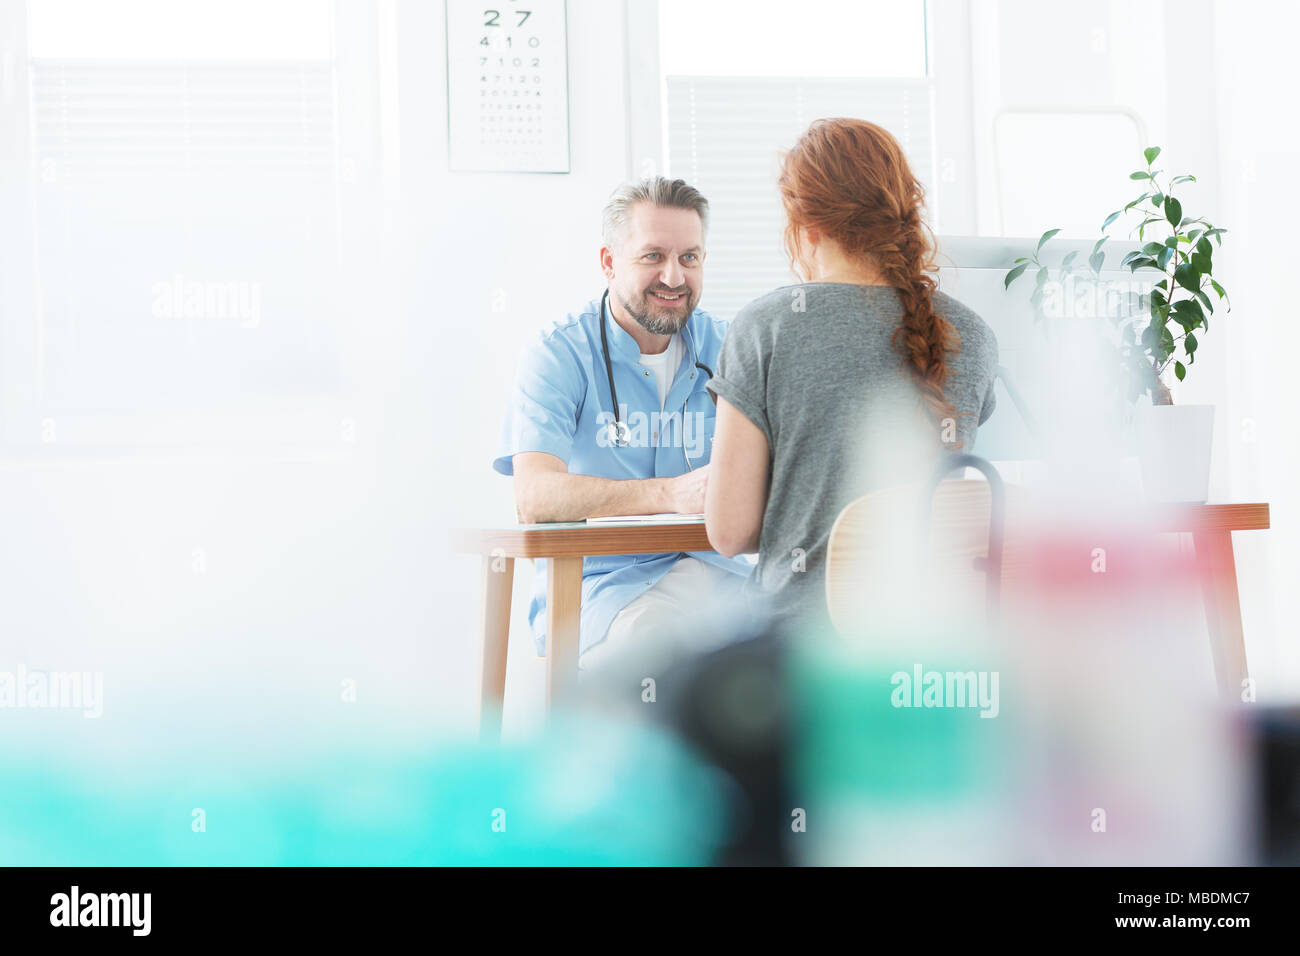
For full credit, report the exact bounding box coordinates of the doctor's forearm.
[515,472,670,523]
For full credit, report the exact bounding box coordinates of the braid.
[880,217,968,452]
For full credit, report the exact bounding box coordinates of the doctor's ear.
[598,245,616,277]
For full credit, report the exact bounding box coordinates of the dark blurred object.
[1253,705,1300,866]
[654,626,794,866]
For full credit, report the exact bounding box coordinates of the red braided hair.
[778,118,967,450]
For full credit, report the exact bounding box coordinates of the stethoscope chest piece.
[606,419,631,447]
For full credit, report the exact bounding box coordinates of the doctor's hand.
[663,465,710,515]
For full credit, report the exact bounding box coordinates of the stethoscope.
[598,287,714,468]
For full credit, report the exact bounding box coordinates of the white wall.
[950,0,1296,696]
[1210,0,1300,698]
[398,0,633,733]
[0,0,634,762]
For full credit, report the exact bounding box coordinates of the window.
[653,0,931,319]
[7,0,364,451]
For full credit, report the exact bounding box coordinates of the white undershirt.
[639,333,684,410]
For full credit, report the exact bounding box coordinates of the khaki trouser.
[578,556,749,676]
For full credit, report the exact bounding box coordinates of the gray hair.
[601,176,709,250]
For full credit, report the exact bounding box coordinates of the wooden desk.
[1146,502,1270,698]
[452,520,711,740]
[454,503,1269,740]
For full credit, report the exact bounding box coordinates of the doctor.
[493,176,751,670]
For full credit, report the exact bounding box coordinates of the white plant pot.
[1133,404,1215,503]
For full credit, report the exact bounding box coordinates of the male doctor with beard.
[493,177,751,673]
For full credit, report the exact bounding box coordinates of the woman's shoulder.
[935,290,993,335]
[733,284,807,321]
[723,285,808,348]
[732,282,886,328]
[934,290,998,350]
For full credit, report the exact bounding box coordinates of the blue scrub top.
[493,293,753,656]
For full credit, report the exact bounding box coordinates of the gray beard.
[618,290,694,335]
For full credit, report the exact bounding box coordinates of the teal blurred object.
[0,717,729,866]
[788,622,1012,864]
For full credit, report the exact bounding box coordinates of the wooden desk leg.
[545,556,583,711]
[478,553,514,743]
[1192,530,1250,699]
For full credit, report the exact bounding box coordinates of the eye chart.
[446,0,571,173]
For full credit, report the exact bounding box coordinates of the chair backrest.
[824,477,1029,636]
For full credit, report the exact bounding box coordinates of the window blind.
[30,59,336,183]
[25,58,343,416]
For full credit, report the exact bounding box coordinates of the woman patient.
[704,117,999,631]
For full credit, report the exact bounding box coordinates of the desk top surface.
[452,503,1269,558]
[452,519,711,558]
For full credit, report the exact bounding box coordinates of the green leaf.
[1157,245,1175,271]
[1191,251,1212,275]
[1174,262,1200,293]
[1130,171,1151,180]
[1195,288,1214,314]
[1061,250,1079,273]
[1149,295,1170,324]
[1103,209,1124,230]
[1185,331,1198,354]
[1142,241,1165,257]
[1196,237,1212,257]
[1128,255,1159,272]
[1013,256,1030,264]
[1170,175,1197,185]
[1144,146,1162,165]
[1004,261,1030,289]
[1164,196,1183,227]
[1035,265,1049,288]
[1207,278,1231,313]
[1089,250,1105,273]
[1172,298,1205,329]
[1136,216,1163,241]
[1151,193,1164,208]
[1174,360,1186,381]
[1036,228,1061,253]
[1092,236,1108,255]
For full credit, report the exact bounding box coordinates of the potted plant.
[1005,145,1230,503]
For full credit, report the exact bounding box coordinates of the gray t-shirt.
[706,282,999,629]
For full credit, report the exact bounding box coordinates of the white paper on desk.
[585,513,705,523]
